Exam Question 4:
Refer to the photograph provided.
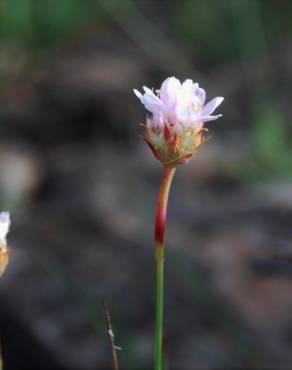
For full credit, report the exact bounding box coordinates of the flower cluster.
[0,211,11,277]
[134,77,224,166]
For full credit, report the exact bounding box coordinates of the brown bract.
[0,243,10,277]
[144,126,207,167]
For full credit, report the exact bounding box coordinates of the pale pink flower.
[134,77,224,166]
[134,77,223,133]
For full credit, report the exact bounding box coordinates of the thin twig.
[102,299,120,370]
[0,342,3,370]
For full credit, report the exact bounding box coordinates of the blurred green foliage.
[0,0,292,182]
[0,0,103,48]
[1,0,292,59]
[242,101,292,182]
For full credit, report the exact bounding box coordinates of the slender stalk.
[154,166,176,370]
[0,345,2,370]
[102,300,119,370]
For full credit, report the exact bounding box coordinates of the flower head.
[0,211,11,277]
[134,77,224,166]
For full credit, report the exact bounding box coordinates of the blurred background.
[1,0,292,369]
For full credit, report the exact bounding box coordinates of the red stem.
[155,166,176,250]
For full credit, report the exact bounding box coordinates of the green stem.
[154,166,176,370]
[155,246,164,370]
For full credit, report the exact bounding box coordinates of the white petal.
[0,212,10,243]
[196,87,206,105]
[181,78,194,91]
[134,87,163,116]
[202,97,224,116]
[177,79,194,112]
[133,89,143,100]
[159,77,181,104]
[143,86,155,95]
[141,93,163,113]
[200,114,223,122]
[181,79,194,94]
[141,87,162,105]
